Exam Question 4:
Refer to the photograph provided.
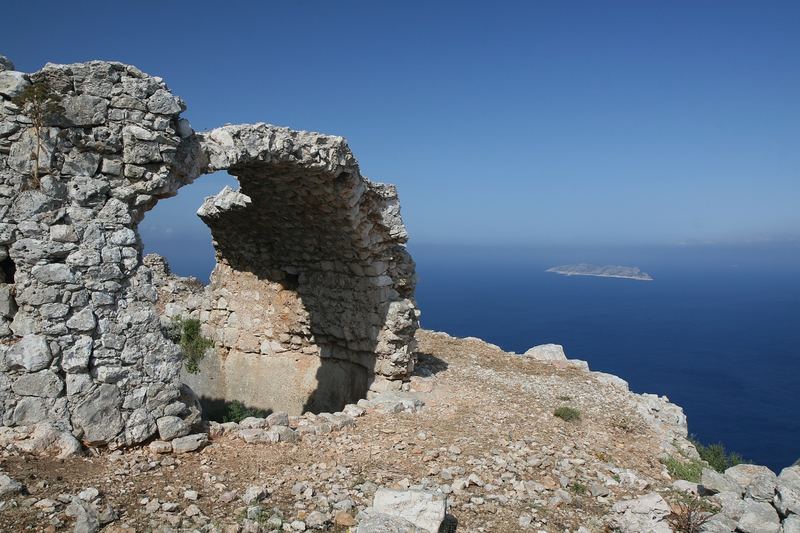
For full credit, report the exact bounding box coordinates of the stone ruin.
[0,56,419,448]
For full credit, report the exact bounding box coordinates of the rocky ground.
[0,330,796,532]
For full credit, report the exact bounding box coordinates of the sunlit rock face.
[0,58,418,445]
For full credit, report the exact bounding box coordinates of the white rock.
[371,488,446,533]
[610,492,672,533]
[523,343,567,361]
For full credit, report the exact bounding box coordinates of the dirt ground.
[0,330,675,532]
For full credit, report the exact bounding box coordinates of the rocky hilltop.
[0,56,797,532]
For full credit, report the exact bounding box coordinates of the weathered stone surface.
[609,492,672,533]
[783,515,800,533]
[171,433,208,453]
[725,464,777,493]
[267,411,289,427]
[356,513,426,533]
[0,55,14,71]
[12,370,63,397]
[523,343,567,361]
[72,384,123,445]
[156,415,190,441]
[0,473,23,498]
[61,336,93,373]
[0,70,29,98]
[124,408,157,445]
[148,440,172,454]
[776,472,800,515]
[12,422,82,458]
[4,335,52,372]
[66,498,100,533]
[371,488,446,533]
[62,94,107,126]
[701,468,743,496]
[736,499,780,533]
[66,308,96,332]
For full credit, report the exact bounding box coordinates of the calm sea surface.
[410,243,800,472]
[146,235,800,472]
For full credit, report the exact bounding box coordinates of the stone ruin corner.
[0,56,420,448]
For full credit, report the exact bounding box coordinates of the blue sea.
[145,233,800,472]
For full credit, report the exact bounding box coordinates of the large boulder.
[725,464,777,502]
[735,499,780,533]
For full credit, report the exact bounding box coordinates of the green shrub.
[690,437,744,473]
[168,317,213,374]
[569,482,587,495]
[663,455,705,482]
[223,400,269,423]
[554,406,581,422]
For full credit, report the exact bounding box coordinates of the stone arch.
[0,59,418,447]
[160,125,419,417]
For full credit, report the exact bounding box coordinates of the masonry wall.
[0,58,418,445]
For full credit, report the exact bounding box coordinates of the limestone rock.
[72,384,124,445]
[782,515,800,533]
[371,488,446,533]
[356,513,426,533]
[66,498,100,533]
[62,94,108,126]
[0,70,29,98]
[4,335,52,372]
[171,433,208,453]
[156,415,190,441]
[735,499,780,533]
[241,485,266,505]
[148,440,172,454]
[267,412,289,427]
[523,343,567,361]
[0,473,23,497]
[775,471,800,515]
[0,55,14,71]
[13,422,82,458]
[701,468,743,496]
[12,370,63,397]
[609,492,672,533]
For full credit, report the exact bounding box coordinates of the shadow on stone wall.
[153,126,418,418]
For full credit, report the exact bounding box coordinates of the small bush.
[569,482,587,495]
[663,455,705,482]
[667,493,717,533]
[554,406,581,422]
[690,437,744,473]
[168,317,213,374]
[223,400,269,423]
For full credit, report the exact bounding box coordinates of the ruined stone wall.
[0,57,418,444]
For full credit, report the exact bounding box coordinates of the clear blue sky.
[4,1,799,246]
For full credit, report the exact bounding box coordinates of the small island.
[546,263,653,281]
